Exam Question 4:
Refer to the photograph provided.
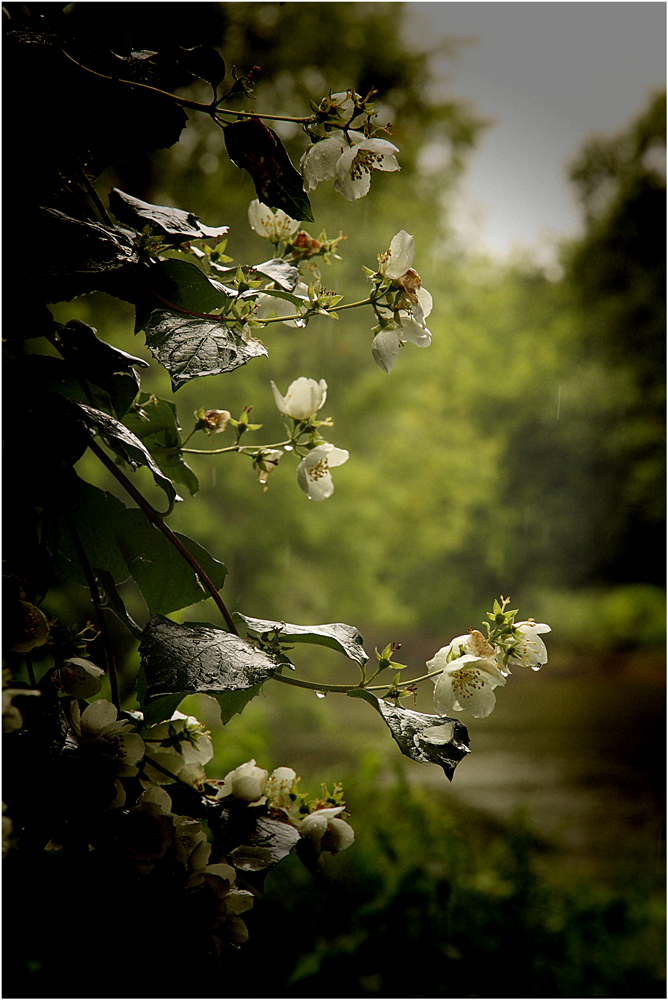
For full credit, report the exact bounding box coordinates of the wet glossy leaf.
[142,309,268,391]
[347,690,470,780]
[109,188,228,241]
[75,402,180,511]
[235,614,369,667]
[123,392,199,496]
[210,807,300,876]
[251,258,300,291]
[224,118,314,222]
[139,616,285,724]
[114,509,226,616]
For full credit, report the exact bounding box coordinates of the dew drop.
[315,690,326,699]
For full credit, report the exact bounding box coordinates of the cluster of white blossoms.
[427,619,551,719]
[215,759,355,860]
[371,229,433,373]
[271,376,349,501]
[300,92,400,201]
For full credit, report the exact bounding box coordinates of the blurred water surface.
[257,654,665,891]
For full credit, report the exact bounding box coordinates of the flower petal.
[380,230,415,279]
[296,443,348,500]
[301,133,345,190]
[371,330,400,372]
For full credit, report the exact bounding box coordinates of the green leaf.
[123,392,199,496]
[56,479,131,587]
[142,309,268,391]
[114,509,227,616]
[148,257,231,313]
[138,616,284,724]
[347,690,470,781]
[109,188,228,241]
[74,402,181,512]
[235,614,369,667]
[251,258,300,291]
[224,118,314,222]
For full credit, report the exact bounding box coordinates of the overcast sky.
[407,2,666,264]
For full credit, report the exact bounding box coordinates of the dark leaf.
[26,207,141,303]
[58,320,148,417]
[123,392,199,496]
[96,570,144,640]
[109,188,228,241]
[176,46,226,90]
[142,309,268,391]
[224,118,314,222]
[114,509,227,616]
[75,403,181,511]
[56,479,131,587]
[210,806,300,877]
[347,690,470,781]
[139,616,284,724]
[235,614,369,667]
[251,258,300,291]
[147,257,230,313]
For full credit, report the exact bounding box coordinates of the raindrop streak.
[315,691,326,699]
[556,385,562,421]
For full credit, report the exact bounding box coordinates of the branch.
[88,438,239,635]
[59,47,216,114]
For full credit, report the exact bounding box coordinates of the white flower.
[427,631,507,719]
[271,377,327,420]
[218,759,269,802]
[70,699,145,807]
[51,657,105,699]
[328,91,366,129]
[248,199,300,242]
[297,443,349,501]
[200,409,231,435]
[377,230,433,328]
[502,621,551,672]
[299,806,354,854]
[265,766,300,822]
[12,600,50,653]
[141,711,213,787]
[71,699,145,773]
[301,129,399,200]
[370,318,432,373]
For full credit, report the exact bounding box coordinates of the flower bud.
[223,760,269,802]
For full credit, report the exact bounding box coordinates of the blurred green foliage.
[238,773,665,998]
[58,4,662,651]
